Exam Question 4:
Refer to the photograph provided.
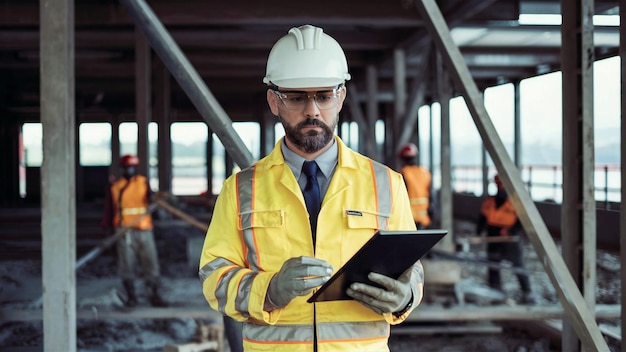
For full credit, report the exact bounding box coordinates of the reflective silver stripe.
[410,197,429,205]
[198,257,235,283]
[199,258,241,314]
[241,320,389,345]
[237,166,262,271]
[371,161,392,229]
[318,320,389,342]
[216,266,240,314]
[121,207,147,215]
[235,271,258,318]
[238,167,254,229]
[243,322,313,343]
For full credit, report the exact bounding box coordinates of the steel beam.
[414,0,609,350]
[119,0,254,169]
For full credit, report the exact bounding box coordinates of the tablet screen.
[307,229,447,302]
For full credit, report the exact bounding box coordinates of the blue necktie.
[302,161,321,242]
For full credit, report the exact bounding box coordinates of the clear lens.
[274,87,342,110]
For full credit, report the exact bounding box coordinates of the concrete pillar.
[155,60,172,193]
[619,0,626,352]
[436,52,454,252]
[110,116,121,179]
[560,0,596,350]
[392,48,407,169]
[135,27,151,178]
[366,64,380,161]
[40,0,76,350]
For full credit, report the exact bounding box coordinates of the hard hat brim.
[265,76,349,89]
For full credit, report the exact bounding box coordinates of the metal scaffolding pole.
[119,0,254,169]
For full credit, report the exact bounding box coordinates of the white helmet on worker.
[399,143,418,158]
[263,24,351,88]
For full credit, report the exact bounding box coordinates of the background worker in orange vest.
[398,143,435,229]
[102,154,167,308]
[475,174,537,304]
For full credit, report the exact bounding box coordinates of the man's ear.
[267,89,279,116]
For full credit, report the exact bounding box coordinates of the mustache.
[298,118,325,128]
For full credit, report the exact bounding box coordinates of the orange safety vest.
[110,175,153,230]
[400,165,431,226]
[480,197,517,232]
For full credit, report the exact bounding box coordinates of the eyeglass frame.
[271,84,345,111]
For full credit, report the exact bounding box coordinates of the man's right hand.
[265,256,333,310]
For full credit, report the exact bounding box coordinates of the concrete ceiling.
[0,0,619,122]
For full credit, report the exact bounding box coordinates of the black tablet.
[307,229,447,302]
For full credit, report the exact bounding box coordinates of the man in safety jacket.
[398,143,435,229]
[199,25,423,352]
[476,174,536,304]
[102,154,167,308]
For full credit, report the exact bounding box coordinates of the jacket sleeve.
[198,177,276,324]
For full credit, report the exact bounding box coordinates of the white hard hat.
[263,25,351,88]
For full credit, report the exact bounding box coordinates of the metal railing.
[451,164,621,210]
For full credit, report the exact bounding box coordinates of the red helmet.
[120,154,139,166]
[399,143,418,158]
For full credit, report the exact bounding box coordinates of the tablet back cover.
[307,229,447,302]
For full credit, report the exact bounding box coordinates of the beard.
[280,115,337,153]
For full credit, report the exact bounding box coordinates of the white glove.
[266,256,333,310]
[346,264,418,315]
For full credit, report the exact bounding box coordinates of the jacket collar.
[264,136,358,170]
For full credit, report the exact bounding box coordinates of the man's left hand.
[346,270,412,315]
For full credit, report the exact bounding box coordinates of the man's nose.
[303,96,320,116]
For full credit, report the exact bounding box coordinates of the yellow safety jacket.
[400,165,431,227]
[200,137,420,352]
[480,197,517,232]
[110,175,153,230]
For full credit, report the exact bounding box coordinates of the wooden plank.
[422,259,461,285]
[163,341,219,352]
[405,304,621,322]
[457,236,520,244]
[391,322,502,335]
[1,304,619,323]
[0,306,223,322]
